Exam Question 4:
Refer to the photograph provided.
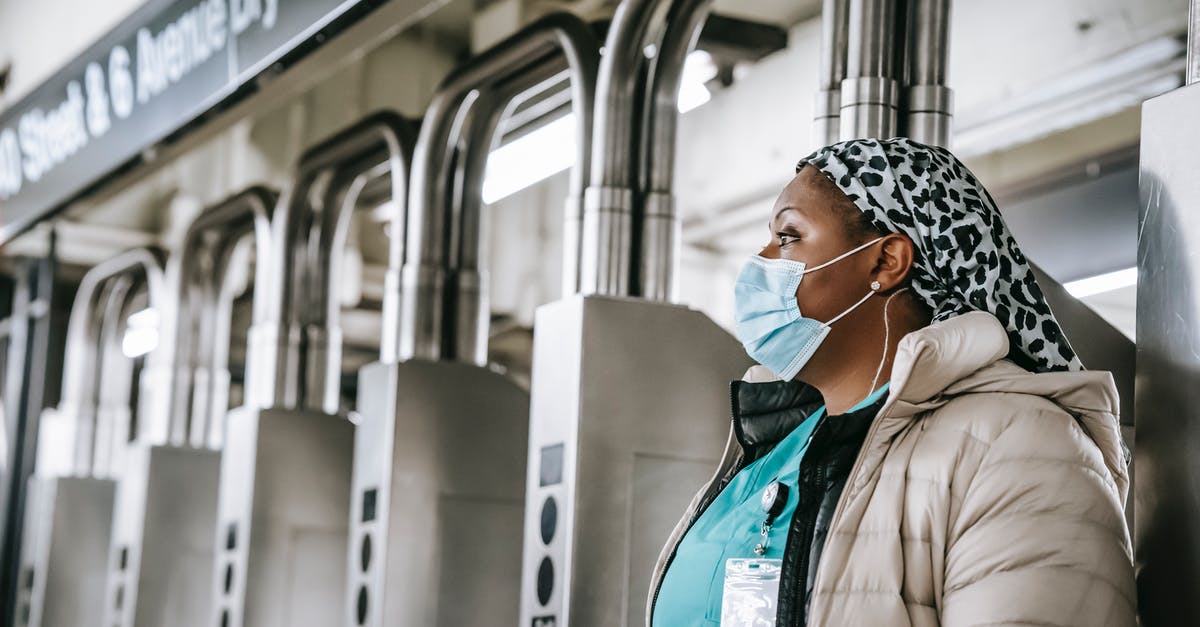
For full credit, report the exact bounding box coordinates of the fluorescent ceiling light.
[481,50,719,203]
[121,307,159,358]
[1063,267,1138,298]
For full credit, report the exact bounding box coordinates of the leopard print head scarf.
[797,137,1083,373]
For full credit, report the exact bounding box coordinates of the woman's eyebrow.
[773,205,798,222]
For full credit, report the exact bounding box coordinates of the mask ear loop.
[870,286,910,394]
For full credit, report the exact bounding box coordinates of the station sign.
[0,0,388,244]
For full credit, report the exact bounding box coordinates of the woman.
[648,138,1135,626]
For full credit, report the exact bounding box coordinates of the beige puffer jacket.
[648,311,1135,626]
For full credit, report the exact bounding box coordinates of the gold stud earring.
[870,280,881,291]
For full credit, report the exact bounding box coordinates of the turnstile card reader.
[519,295,752,626]
[15,476,116,627]
[213,406,354,627]
[349,360,529,626]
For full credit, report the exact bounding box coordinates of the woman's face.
[759,167,878,325]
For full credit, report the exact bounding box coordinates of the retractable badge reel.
[722,481,789,626]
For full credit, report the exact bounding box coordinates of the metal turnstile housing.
[519,295,752,626]
[212,407,354,627]
[104,445,221,627]
[1135,80,1200,625]
[349,360,529,626]
[14,477,115,627]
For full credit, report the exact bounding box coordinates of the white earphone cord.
[870,287,909,396]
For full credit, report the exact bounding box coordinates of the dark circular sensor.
[539,497,558,545]
[536,557,554,606]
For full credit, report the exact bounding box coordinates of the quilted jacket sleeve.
[939,401,1136,627]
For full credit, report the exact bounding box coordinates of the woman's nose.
[758,242,780,260]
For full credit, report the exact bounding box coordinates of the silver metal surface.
[348,361,528,626]
[164,187,277,449]
[814,0,850,148]
[102,188,279,627]
[213,407,354,627]
[13,477,115,627]
[256,112,412,412]
[903,0,953,147]
[581,0,663,297]
[839,76,899,140]
[58,249,165,475]
[839,0,899,140]
[1189,0,1200,85]
[640,0,714,302]
[402,13,599,361]
[1135,81,1200,625]
[14,249,163,627]
[519,296,752,625]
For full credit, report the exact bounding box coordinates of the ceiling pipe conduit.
[903,0,953,147]
[162,187,277,451]
[254,111,414,413]
[814,0,851,147]
[839,0,900,140]
[401,13,600,362]
[55,248,165,477]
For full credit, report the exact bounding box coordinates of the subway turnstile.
[103,188,277,627]
[13,249,164,627]
[518,296,750,626]
[213,112,413,627]
[347,15,600,627]
[349,362,528,625]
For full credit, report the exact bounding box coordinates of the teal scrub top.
[651,384,890,626]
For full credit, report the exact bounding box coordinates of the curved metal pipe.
[91,275,139,478]
[903,0,953,147]
[814,0,851,146]
[255,111,413,411]
[581,0,672,296]
[164,187,276,449]
[640,0,714,302]
[58,247,165,475]
[402,13,600,361]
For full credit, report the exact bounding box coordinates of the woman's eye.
[777,232,799,247]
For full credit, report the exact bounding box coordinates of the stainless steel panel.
[213,407,354,627]
[519,296,752,625]
[1135,81,1200,626]
[14,476,115,627]
[104,445,221,627]
[348,360,529,626]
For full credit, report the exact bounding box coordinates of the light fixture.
[121,307,160,358]
[481,50,720,204]
[1063,267,1138,298]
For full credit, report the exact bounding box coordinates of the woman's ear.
[872,234,916,291]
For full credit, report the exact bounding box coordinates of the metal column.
[519,2,754,625]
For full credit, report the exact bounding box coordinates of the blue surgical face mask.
[733,237,884,380]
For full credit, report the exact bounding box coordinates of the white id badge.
[720,558,782,626]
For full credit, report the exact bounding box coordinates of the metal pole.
[402,14,599,361]
[903,0,953,147]
[814,0,851,147]
[163,187,276,448]
[1190,0,1200,84]
[581,0,668,297]
[839,0,899,140]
